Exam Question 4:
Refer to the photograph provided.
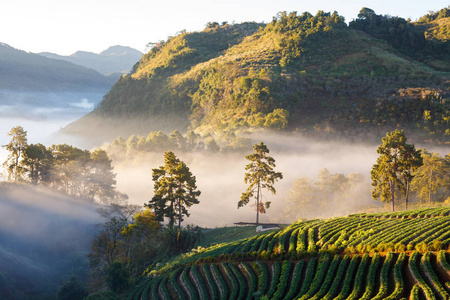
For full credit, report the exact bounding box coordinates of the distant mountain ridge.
[0,42,115,91]
[39,45,143,76]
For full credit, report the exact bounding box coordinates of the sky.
[1,0,449,55]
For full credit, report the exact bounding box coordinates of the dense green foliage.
[68,7,450,145]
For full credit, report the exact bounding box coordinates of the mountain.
[0,42,115,92]
[39,45,143,76]
[62,8,450,145]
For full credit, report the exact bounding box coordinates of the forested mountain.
[63,8,450,145]
[39,45,143,76]
[0,43,116,92]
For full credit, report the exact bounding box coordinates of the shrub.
[105,261,131,294]
[56,275,88,300]
[431,240,443,251]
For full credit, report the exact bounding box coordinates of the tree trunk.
[390,180,395,212]
[405,180,410,211]
[178,198,182,230]
[256,179,260,226]
[429,168,433,203]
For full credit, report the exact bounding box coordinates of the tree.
[21,143,53,184]
[146,151,200,228]
[3,126,28,182]
[105,261,130,294]
[411,151,449,204]
[238,142,283,225]
[284,177,317,220]
[371,130,422,211]
[397,142,422,210]
[56,275,88,300]
[120,208,162,275]
[89,149,121,203]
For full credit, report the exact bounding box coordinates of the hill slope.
[130,206,450,299]
[63,9,450,145]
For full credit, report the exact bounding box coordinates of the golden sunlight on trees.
[371,130,422,211]
[146,151,201,228]
[238,142,283,225]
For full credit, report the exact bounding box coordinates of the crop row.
[132,251,450,299]
[160,214,450,275]
[351,206,450,219]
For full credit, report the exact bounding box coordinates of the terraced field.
[129,206,450,299]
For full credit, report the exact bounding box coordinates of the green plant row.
[347,253,370,300]
[371,251,394,300]
[272,260,292,300]
[353,206,450,219]
[408,251,436,300]
[360,252,381,299]
[422,252,450,299]
[133,251,450,299]
[201,263,219,299]
[240,262,257,300]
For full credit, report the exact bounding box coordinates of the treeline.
[2,126,125,203]
[285,150,450,220]
[418,7,450,23]
[284,169,370,220]
[349,7,450,60]
[107,130,255,158]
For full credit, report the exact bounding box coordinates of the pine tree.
[238,142,283,225]
[147,151,200,228]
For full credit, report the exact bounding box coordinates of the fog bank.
[113,134,382,227]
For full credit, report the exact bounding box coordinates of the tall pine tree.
[147,151,200,228]
[238,142,283,225]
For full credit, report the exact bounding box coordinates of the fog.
[0,183,101,298]
[111,134,369,226]
[0,90,105,179]
[111,131,450,228]
[0,90,107,297]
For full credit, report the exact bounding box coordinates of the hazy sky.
[1,0,448,55]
